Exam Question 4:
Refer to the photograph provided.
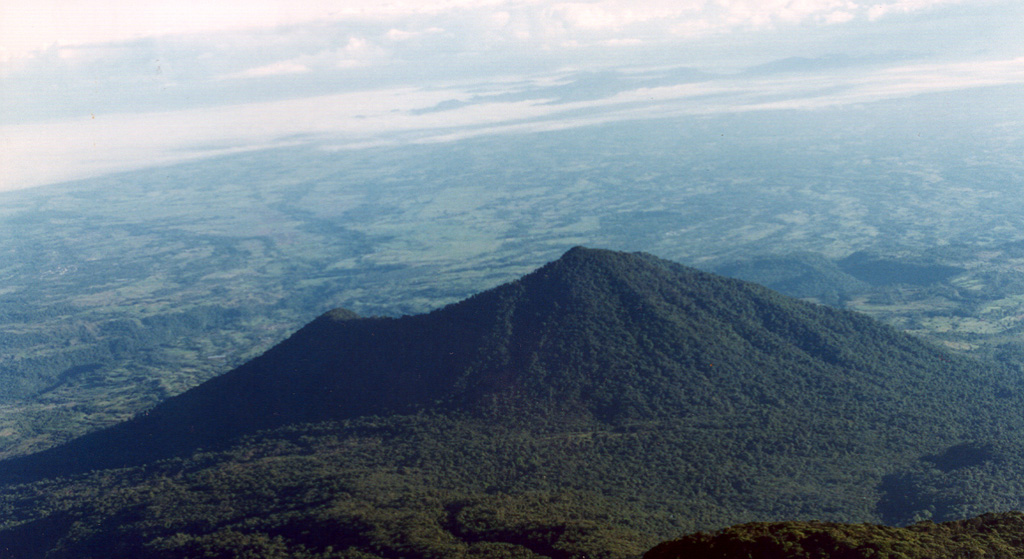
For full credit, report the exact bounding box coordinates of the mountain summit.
[5,248,1024,558]
[0,247,1007,480]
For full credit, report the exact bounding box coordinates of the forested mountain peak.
[5,249,1024,557]
[0,247,1003,482]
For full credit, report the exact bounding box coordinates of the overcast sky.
[1,0,1022,191]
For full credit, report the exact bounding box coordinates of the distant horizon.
[2,0,1022,192]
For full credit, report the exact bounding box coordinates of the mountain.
[4,247,1024,558]
[837,251,966,287]
[712,252,870,305]
[0,246,994,478]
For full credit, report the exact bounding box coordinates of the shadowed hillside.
[645,512,1024,559]
[2,247,1005,480]
[4,248,1024,558]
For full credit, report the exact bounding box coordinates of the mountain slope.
[712,252,869,305]
[2,246,1001,479]
[644,512,1024,559]
[4,247,1024,558]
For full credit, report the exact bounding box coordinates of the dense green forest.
[4,248,1024,557]
[645,512,1024,559]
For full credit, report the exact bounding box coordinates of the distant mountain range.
[4,247,1024,558]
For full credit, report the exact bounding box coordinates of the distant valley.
[1,93,1023,461]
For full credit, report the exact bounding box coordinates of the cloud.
[854,56,1024,97]
[218,37,387,80]
[222,60,311,79]
[386,27,445,42]
[867,0,962,20]
[0,0,984,63]
[539,0,953,39]
[601,38,644,46]
[824,10,856,24]
[4,53,1022,191]
[1,0,1018,189]
[549,2,688,31]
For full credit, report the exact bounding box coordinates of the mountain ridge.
[0,246,1010,482]
[5,247,1024,557]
